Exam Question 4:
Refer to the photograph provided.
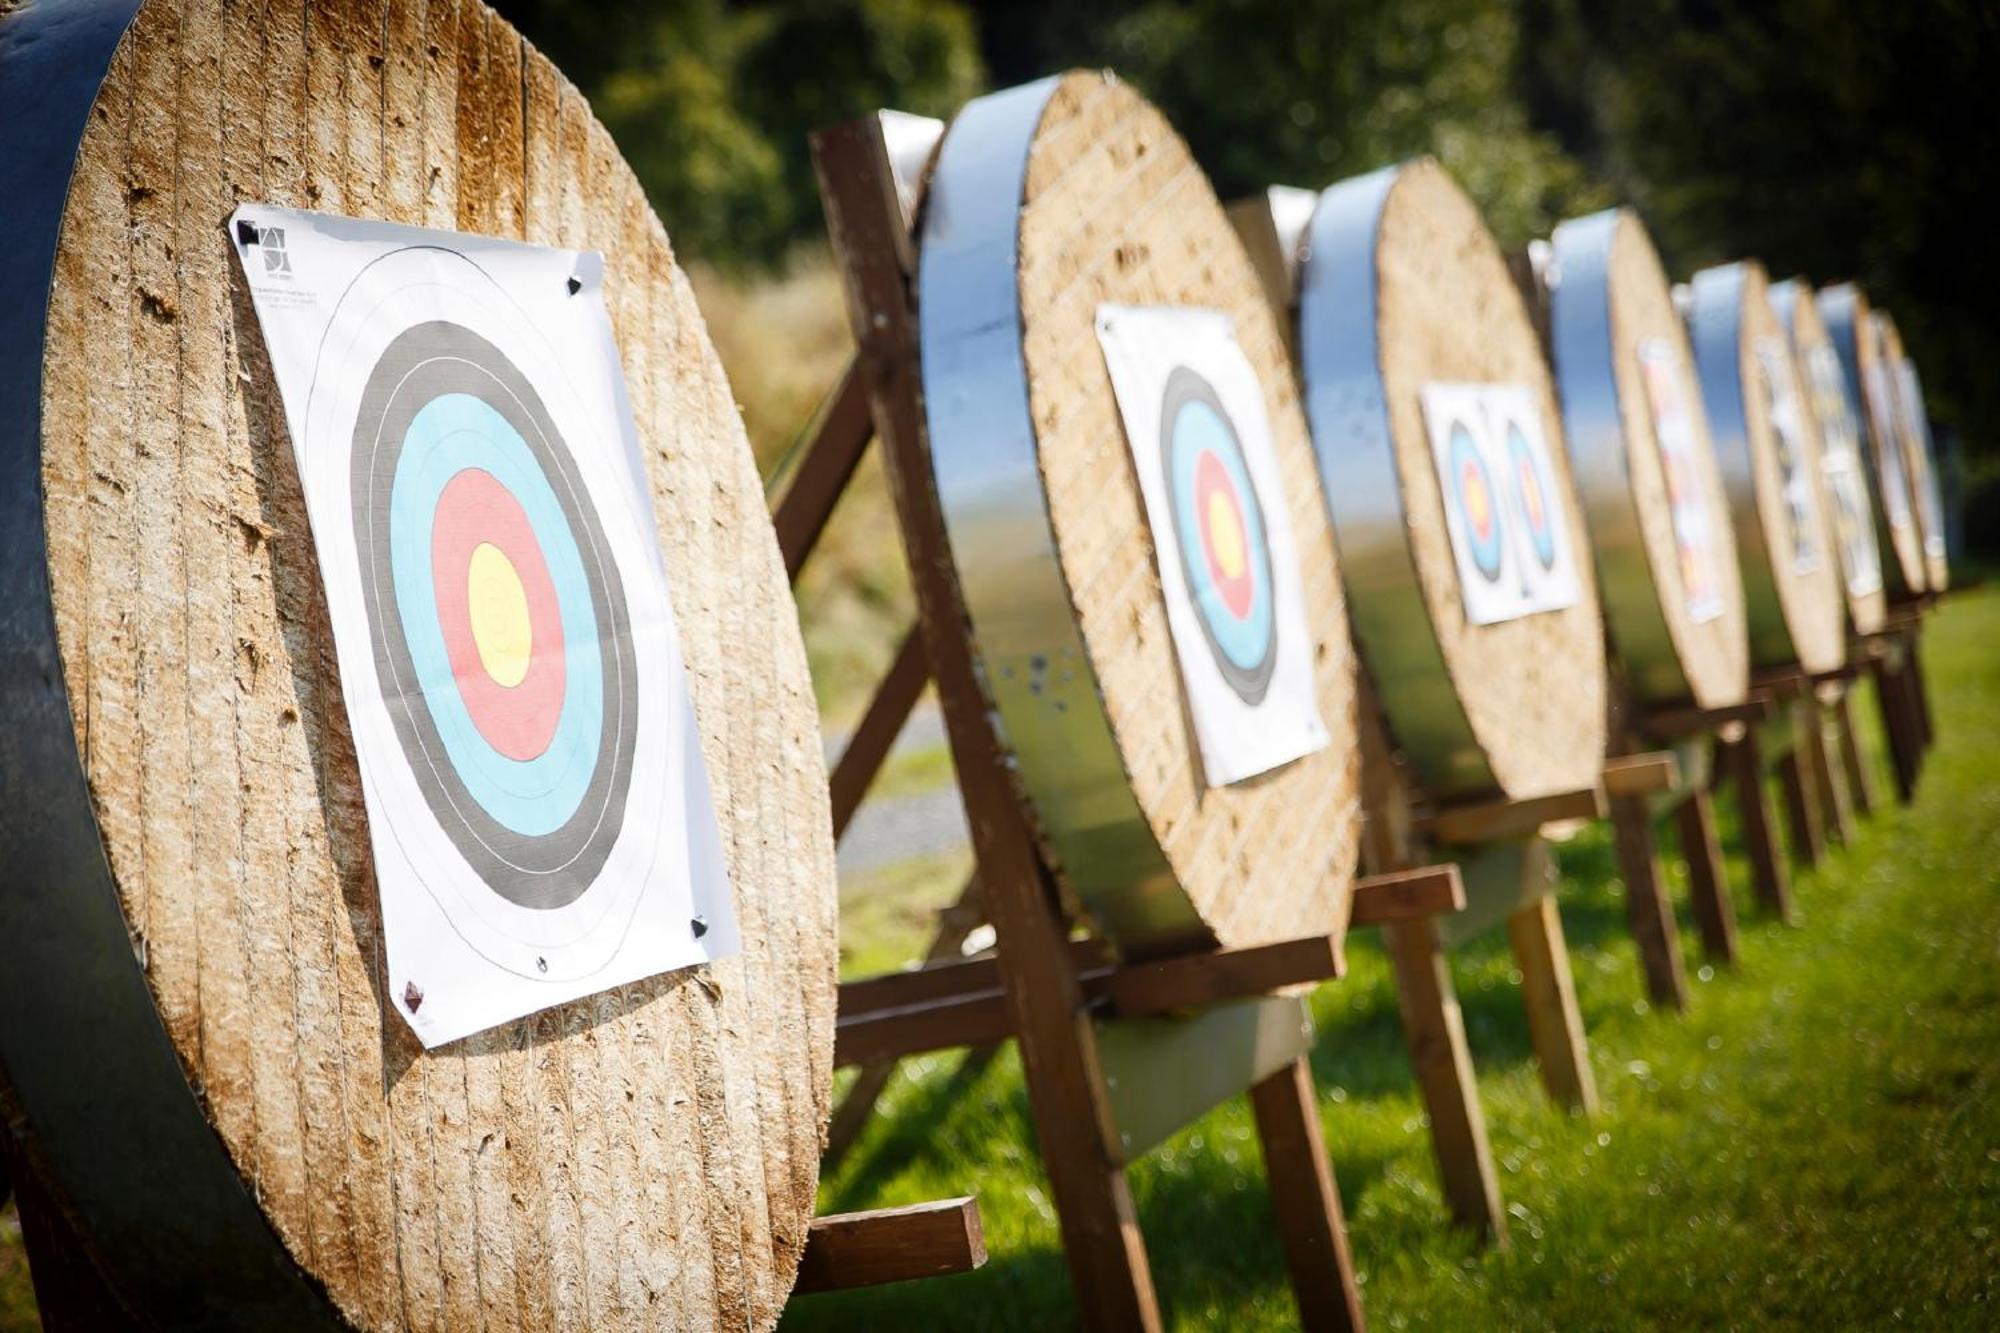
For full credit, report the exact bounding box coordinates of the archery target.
[1638,339,1726,623]
[233,208,735,1047]
[1094,304,1329,788]
[1420,382,1581,625]
[1864,357,1916,534]
[1163,366,1278,702]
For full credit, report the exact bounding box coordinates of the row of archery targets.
[0,4,1951,1330]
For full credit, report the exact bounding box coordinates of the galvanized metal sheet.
[1547,210,1692,703]
[917,79,1209,956]
[1686,263,1796,666]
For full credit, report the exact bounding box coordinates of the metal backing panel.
[1295,165,1497,797]
[917,79,1208,955]
[0,1,342,1325]
[1687,263,1797,667]
[1547,210,1691,703]
[1096,995,1313,1163]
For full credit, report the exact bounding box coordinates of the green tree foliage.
[498,0,983,267]
[973,0,1609,248]
[1515,0,2000,522]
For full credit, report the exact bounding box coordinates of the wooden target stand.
[1222,178,1688,1239]
[774,107,1493,1331]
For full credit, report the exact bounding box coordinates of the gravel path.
[823,701,969,877]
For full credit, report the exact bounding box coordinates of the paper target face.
[1420,382,1581,625]
[1095,305,1329,788]
[1864,358,1915,532]
[353,319,636,907]
[1752,336,1823,577]
[233,208,737,1048]
[1449,422,1506,584]
[1162,367,1278,703]
[1507,420,1560,572]
[1894,357,1948,560]
[1637,340,1725,624]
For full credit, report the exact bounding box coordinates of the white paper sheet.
[1417,382,1582,625]
[1864,357,1917,533]
[1802,342,1882,598]
[230,205,738,1048]
[1094,305,1329,787]
[1637,339,1727,623]
[1894,357,1948,559]
[1751,337,1823,577]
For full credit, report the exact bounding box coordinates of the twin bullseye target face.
[354,321,636,907]
[1162,367,1276,704]
[232,212,736,1045]
[1420,383,1580,626]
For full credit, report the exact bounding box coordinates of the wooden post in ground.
[1607,791,1690,1010]
[1251,1060,1366,1332]
[1873,651,1920,804]
[1806,688,1855,847]
[1775,702,1827,869]
[1673,788,1738,965]
[1720,726,1794,922]
[1834,686,1876,818]
[1383,917,1508,1242]
[1505,896,1599,1114]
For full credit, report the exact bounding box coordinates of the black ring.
[351,321,637,907]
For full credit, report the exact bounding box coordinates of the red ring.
[1194,449,1256,620]
[431,468,567,761]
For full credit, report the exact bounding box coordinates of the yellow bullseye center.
[467,542,533,688]
[1206,489,1247,580]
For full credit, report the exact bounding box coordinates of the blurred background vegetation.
[497,0,1995,719]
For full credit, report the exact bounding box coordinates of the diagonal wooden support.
[828,627,931,839]
[773,361,878,582]
[1607,791,1689,1010]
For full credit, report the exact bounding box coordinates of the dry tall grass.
[691,248,914,731]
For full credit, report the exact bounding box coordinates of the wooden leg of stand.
[1775,730,1825,870]
[1505,896,1598,1115]
[1383,918,1507,1242]
[1250,1059,1367,1333]
[1608,794,1689,1011]
[1874,659,1919,805]
[1805,700,1853,848]
[1722,730,1793,923]
[1907,631,1935,751]
[1673,788,1737,966]
[1835,688,1875,818]
[0,1137,140,1331]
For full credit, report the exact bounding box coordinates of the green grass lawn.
[784,582,2000,1330]
[3,588,1990,1329]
